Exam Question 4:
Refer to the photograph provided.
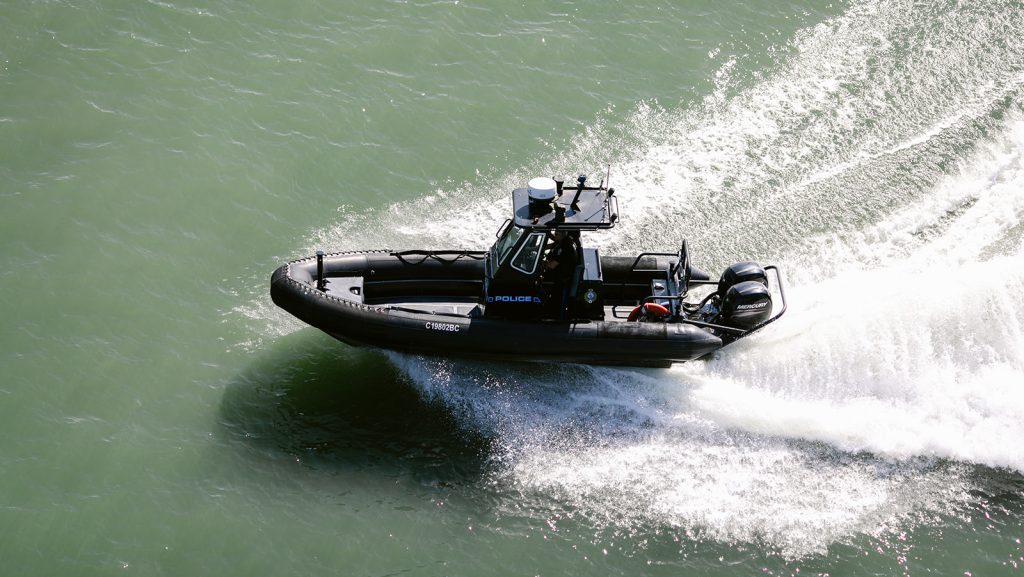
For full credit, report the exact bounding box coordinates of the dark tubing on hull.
[271,265,723,365]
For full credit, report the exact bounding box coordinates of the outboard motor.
[718,281,772,329]
[715,262,772,329]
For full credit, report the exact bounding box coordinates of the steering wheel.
[680,239,691,295]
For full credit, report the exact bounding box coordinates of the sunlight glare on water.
[368,1,1024,560]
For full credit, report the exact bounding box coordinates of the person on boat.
[541,230,581,319]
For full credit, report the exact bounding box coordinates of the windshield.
[491,223,524,266]
[510,232,545,275]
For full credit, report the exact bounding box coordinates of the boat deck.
[311,271,718,324]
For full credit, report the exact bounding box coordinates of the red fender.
[627,302,671,322]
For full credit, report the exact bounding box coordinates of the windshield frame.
[491,222,525,267]
[509,232,546,275]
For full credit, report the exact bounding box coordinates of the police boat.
[270,175,787,367]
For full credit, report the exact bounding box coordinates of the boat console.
[485,175,617,320]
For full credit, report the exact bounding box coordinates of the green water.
[4,0,1024,575]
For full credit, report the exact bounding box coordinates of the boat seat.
[674,239,690,295]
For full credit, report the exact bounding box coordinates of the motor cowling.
[718,261,768,298]
[718,280,772,329]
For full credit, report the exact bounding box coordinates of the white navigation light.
[527,177,557,202]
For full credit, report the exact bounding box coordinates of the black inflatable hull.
[271,251,724,367]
